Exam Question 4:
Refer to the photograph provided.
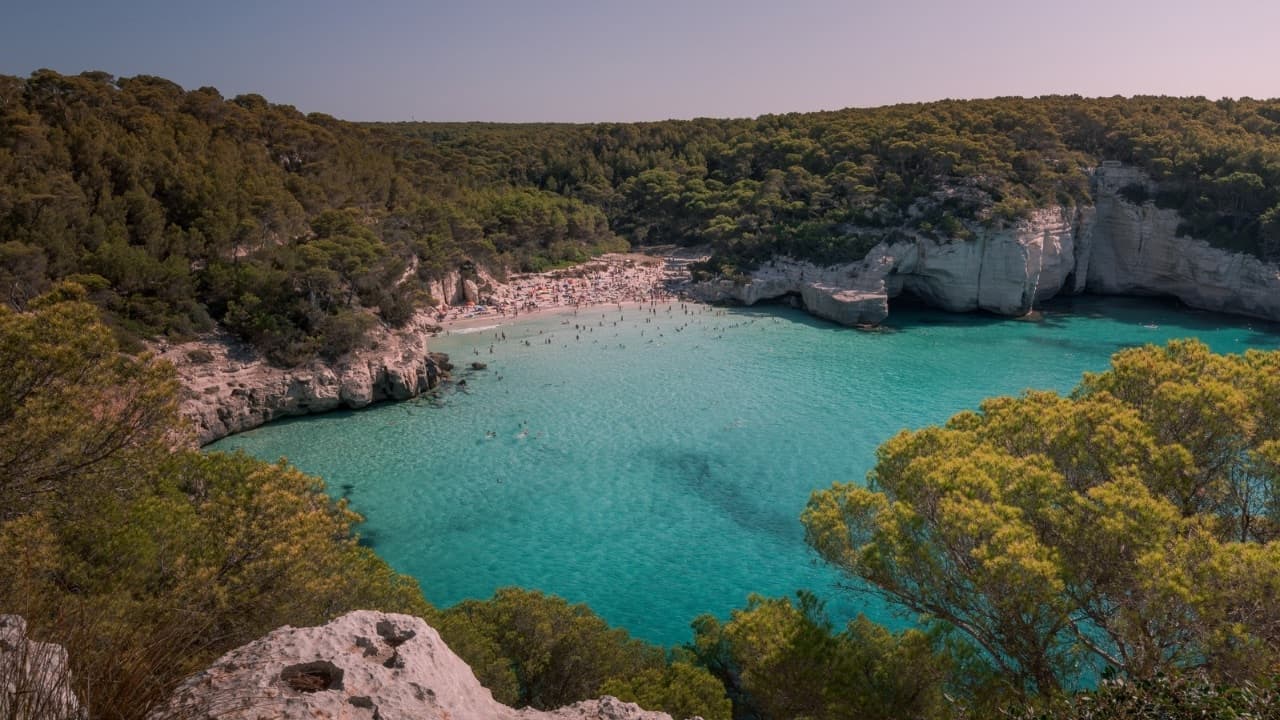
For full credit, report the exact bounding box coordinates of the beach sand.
[434,251,702,332]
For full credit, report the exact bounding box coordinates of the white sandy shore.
[442,300,672,333]
[434,251,702,332]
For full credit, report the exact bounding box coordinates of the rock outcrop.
[1086,164,1280,319]
[162,313,449,446]
[425,267,502,310]
[0,615,83,720]
[692,164,1280,325]
[691,206,1084,325]
[150,611,680,720]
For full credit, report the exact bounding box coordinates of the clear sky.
[4,0,1279,122]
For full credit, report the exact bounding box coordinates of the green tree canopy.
[689,591,954,720]
[803,340,1280,698]
[7,71,1280,362]
[434,587,729,720]
[0,290,429,718]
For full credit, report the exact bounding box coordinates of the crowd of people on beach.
[434,254,693,326]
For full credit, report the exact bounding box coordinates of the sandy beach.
[434,251,703,331]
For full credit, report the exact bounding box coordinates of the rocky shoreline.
[161,312,451,447]
[169,164,1280,446]
[690,164,1280,326]
[166,253,689,446]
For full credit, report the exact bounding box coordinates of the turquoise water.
[209,296,1280,646]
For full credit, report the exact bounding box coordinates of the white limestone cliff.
[166,265,517,445]
[149,611,683,720]
[161,312,449,446]
[168,165,1280,444]
[691,165,1280,326]
[691,205,1083,325]
[1086,164,1280,319]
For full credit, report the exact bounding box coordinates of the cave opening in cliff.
[757,291,807,311]
[885,287,934,313]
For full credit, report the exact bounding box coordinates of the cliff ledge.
[691,164,1280,325]
[161,312,448,446]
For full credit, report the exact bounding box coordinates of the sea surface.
[209,296,1280,646]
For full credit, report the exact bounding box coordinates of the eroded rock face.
[692,165,1280,325]
[1086,164,1280,319]
[149,611,679,720]
[163,312,449,446]
[425,268,499,309]
[0,615,83,720]
[691,206,1083,325]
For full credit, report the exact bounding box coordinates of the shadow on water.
[1042,293,1280,339]
[647,448,796,543]
[884,293,1221,333]
[883,291,1020,331]
[1245,331,1280,347]
[723,292,1075,333]
[723,301,846,332]
[734,290,1280,343]
[356,527,382,550]
[222,408,362,437]
[1023,335,1144,356]
[732,298,1000,335]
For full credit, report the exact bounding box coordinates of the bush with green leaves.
[434,587,730,720]
[0,290,429,718]
[1027,674,1280,720]
[804,340,1280,700]
[690,592,955,720]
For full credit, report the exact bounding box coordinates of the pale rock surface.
[462,278,481,305]
[691,206,1083,325]
[426,268,501,310]
[692,164,1280,325]
[1086,164,1280,319]
[161,312,449,446]
[150,611,679,720]
[426,270,466,307]
[0,615,83,720]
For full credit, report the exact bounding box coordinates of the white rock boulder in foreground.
[0,615,83,720]
[150,611,679,720]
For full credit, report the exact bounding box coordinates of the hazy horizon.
[5,0,1280,123]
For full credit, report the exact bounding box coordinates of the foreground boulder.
[0,615,83,720]
[150,611,677,720]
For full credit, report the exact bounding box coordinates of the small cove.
[209,296,1280,646]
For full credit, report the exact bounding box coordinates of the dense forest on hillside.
[0,70,622,363]
[3,69,1280,362]
[373,93,1280,265]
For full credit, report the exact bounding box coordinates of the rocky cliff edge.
[161,313,449,446]
[148,611,683,720]
[691,164,1280,325]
